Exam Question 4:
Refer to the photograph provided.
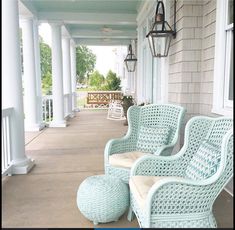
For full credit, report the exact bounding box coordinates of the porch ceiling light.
[146,0,176,58]
[124,44,137,72]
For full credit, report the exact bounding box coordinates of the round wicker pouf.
[77,175,129,225]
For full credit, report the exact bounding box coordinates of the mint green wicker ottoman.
[77,175,129,225]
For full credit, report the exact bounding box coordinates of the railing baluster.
[8,115,12,163]
[2,108,14,175]
[44,98,47,122]
[46,99,48,121]
[6,117,10,167]
[43,99,46,121]
[3,117,8,170]
[48,99,51,121]
[51,98,53,121]
[2,121,5,172]
[42,95,53,124]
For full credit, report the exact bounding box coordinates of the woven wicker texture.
[104,104,186,183]
[136,125,170,152]
[128,116,233,228]
[77,175,129,225]
[185,141,220,180]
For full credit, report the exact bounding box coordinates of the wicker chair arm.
[153,143,175,156]
[130,153,184,177]
[104,136,137,164]
[104,105,141,163]
[144,178,216,221]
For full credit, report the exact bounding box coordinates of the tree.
[104,70,121,91]
[76,46,96,83]
[89,70,105,89]
[40,42,52,77]
[41,72,52,95]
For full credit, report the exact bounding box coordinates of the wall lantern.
[124,44,137,72]
[146,0,176,57]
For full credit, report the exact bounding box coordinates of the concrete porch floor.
[2,110,233,228]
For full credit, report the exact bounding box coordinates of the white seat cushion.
[109,151,151,168]
[129,175,182,209]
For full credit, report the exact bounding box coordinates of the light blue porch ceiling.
[20,0,143,46]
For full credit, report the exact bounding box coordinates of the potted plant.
[121,95,134,125]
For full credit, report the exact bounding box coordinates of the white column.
[70,40,78,112]
[125,45,131,94]
[21,17,42,131]
[126,72,131,94]
[2,0,34,174]
[49,23,66,127]
[130,72,135,96]
[33,20,45,129]
[62,37,73,118]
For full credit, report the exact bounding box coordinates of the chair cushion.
[109,151,151,168]
[129,175,182,209]
[136,125,170,153]
[184,141,221,180]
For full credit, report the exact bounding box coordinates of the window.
[224,0,233,108]
[213,0,233,116]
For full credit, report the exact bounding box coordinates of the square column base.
[49,120,67,128]
[11,158,35,175]
[69,112,75,118]
[73,108,80,112]
[25,122,46,132]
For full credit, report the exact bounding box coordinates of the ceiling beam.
[62,25,72,38]
[37,12,137,25]
[70,30,137,39]
[75,38,131,46]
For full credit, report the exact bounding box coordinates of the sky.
[39,23,118,76]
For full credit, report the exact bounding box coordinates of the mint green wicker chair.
[104,104,186,183]
[128,116,233,228]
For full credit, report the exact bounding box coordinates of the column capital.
[70,39,76,47]
[20,16,34,23]
[19,13,34,20]
[33,20,41,27]
[49,21,64,27]
[62,35,71,40]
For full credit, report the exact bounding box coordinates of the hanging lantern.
[146,0,176,57]
[124,44,137,72]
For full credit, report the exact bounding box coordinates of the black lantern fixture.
[124,44,137,72]
[146,0,176,57]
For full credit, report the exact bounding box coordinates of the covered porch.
[2,0,233,228]
[2,110,233,228]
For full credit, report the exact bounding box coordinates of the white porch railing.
[72,91,77,110]
[42,95,53,123]
[64,93,70,118]
[2,108,13,176]
[42,94,73,123]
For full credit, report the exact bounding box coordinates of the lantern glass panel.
[147,32,172,57]
[125,60,136,72]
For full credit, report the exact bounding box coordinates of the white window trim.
[212,0,233,117]
[223,28,233,108]
[160,0,170,104]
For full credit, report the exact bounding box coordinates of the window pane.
[228,0,234,25]
[229,32,233,100]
